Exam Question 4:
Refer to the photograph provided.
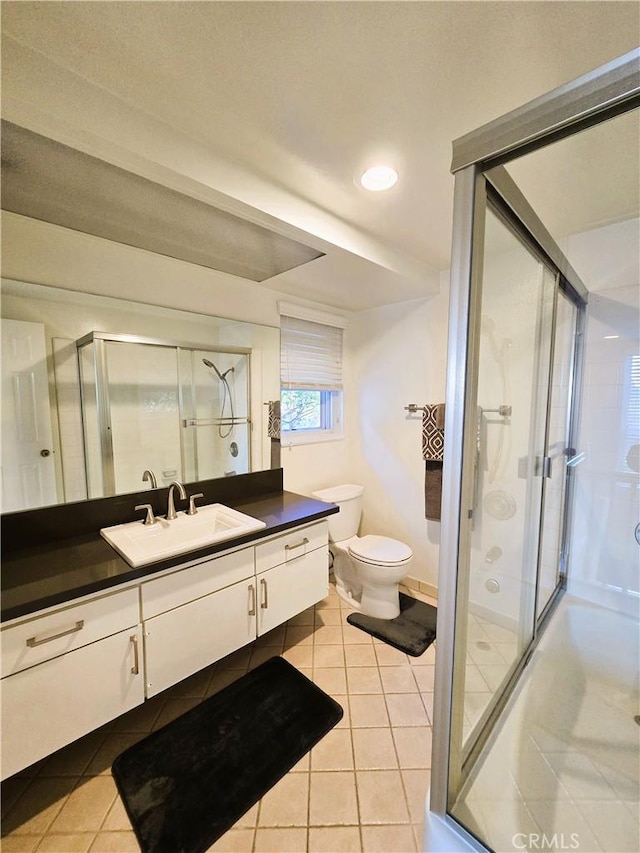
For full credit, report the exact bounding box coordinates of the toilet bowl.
[311,484,412,619]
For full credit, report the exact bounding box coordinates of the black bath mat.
[347,592,437,656]
[112,656,343,853]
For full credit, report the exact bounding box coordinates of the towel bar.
[481,405,512,417]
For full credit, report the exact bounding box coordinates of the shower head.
[202,358,234,380]
[202,357,223,380]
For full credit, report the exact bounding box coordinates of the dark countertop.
[1,491,338,624]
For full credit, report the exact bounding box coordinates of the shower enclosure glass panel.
[536,292,578,620]
[456,205,556,755]
[106,341,182,495]
[77,333,251,497]
[77,338,103,498]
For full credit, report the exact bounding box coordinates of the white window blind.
[281,315,343,390]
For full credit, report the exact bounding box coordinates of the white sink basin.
[100,503,266,567]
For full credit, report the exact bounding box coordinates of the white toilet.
[311,484,412,619]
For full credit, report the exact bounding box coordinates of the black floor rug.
[347,592,437,656]
[112,656,343,853]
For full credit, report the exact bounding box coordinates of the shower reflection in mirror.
[77,332,251,498]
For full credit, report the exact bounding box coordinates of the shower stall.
[76,332,251,497]
[427,51,639,853]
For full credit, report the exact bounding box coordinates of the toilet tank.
[311,484,364,542]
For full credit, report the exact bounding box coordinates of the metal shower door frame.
[429,48,640,842]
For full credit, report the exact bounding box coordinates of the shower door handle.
[566,452,585,467]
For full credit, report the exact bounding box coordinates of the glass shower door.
[435,175,585,851]
[536,291,578,620]
[453,203,556,760]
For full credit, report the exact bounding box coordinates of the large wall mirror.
[1,279,280,512]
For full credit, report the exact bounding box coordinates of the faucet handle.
[186,493,204,516]
[134,503,156,525]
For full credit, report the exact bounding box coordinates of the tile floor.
[1,581,437,852]
[452,596,640,853]
[462,610,519,744]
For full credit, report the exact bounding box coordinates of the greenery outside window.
[280,308,345,445]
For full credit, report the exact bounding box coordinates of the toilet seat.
[348,535,412,566]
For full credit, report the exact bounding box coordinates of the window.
[280,308,345,444]
[620,352,640,472]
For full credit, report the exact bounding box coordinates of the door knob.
[40,449,51,457]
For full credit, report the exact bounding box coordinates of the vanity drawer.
[2,626,144,779]
[141,547,255,620]
[255,521,328,574]
[1,588,139,678]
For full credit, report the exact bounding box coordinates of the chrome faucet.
[166,481,187,520]
[142,469,158,489]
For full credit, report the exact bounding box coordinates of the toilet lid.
[349,535,412,565]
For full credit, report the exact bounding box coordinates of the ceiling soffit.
[1,121,325,282]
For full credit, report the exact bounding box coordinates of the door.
[536,291,579,619]
[453,201,557,757]
[1,626,144,778]
[144,579,256,697]
[257,548,328,636]
[1,318,57,511]
[438,167,586,816]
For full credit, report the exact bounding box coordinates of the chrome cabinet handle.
[248,583,256,616]
[260,578,268,609]
[130,634,140,675]
[285,537,309,552]
[26,619,85,647]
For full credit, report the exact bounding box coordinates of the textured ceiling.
[1,1,639,307]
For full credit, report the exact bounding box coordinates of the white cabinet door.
[258,547,328,636]
[144,580,257,697]
[1,626,144,779]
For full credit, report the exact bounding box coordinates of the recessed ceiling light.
[603,335,620,339]
[360,165,399,192]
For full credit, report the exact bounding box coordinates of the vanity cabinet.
[255,523,329,635]
[141,549,256,697]
[1,517,330,778]
[141,520,329,696]
[1,588,143,778]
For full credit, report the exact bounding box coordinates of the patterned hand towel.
[267,400,281,439]
[267,400,281,468]
[422,404,445,461]
[422,404,445,521]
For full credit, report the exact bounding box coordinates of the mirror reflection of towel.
[267,400,281,468]
[267,400,281,439]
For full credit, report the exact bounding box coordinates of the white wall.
[2,212,288,328]
[347,274,450,590]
